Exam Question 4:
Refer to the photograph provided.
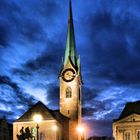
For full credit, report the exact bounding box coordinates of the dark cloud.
[82,7,140,85]
[12,40,64,85]
[0,75,38,120]
[0,0,62,46]
[24,42,63,72]
[0,23,9,47]
[82,107,95,117]
[0,110,14,117]
[0,75,36,105]
[12,69,32,81]
[0,0,22,44]
[36,0,61,18]
[46,84,59,109]
[82,86,101,104]
[19,20,44,42]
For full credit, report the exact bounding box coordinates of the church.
[13,1,83,140]
[113,100,140,140]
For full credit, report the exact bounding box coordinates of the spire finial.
[69,0,73,24]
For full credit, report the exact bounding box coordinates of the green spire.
[64,0,77,67]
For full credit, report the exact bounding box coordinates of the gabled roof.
[113,113,140,123]
[52,110,70,123]
[118,100,140,120]
[15,101,69,122]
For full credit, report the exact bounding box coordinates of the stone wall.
[13,120,62,140]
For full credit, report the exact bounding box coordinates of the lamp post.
[52,125,58,140]
[33,114,42,140]
[77,126,85,140]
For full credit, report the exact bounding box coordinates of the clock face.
[62,68,76,82]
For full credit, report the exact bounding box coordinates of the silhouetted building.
[0,117,13,140]
[113,100,140,140]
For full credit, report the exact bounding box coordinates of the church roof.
[116,100,140,121]
[15,101,69,123]
[64,0,78,68]
[52,110,70,123]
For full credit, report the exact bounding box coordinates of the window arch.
[124,131,131,140]
[136,130,140,140]
[66,86,72,98]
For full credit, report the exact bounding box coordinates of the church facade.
[13,102,69,140]
[13,1,83,140]
[113,100,140,140]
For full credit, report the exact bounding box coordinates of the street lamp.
[52,125,58,140]
[77,125,85,140]
[33,114,42,140]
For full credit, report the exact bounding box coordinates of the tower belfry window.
[66,86,72,98]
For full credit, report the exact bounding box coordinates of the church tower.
[59,1,82,140]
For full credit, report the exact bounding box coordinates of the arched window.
[66,86,72,98]
[136,130,140,140]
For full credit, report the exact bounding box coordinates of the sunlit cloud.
[24,87,47,103]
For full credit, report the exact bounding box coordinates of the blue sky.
[0,0,140,137]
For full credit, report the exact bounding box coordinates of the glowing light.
[77,126,84,134]
[52,125,58,131]
[33,114,42,123]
